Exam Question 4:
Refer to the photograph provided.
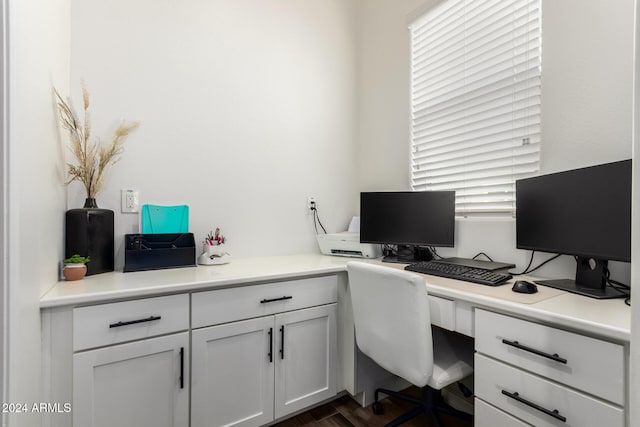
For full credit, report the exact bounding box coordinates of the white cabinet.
[191,278,338,427]
[191,275,338,328]
[191,317,275,427]
[72,295,190,427]
[73,332,189,427]
[73,294,189,351]
[274,305,337,418]
[476,354,623,427]
[475,309,626,427]
[474,398,530,427]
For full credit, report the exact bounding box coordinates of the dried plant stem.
[54,84,139,200]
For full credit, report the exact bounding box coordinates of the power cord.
[472,252,494,262]
[383,244,396,258]
[309,201,327,235]
[603,265,631,306]
[509,250,536,275]
[429,246,444,259]
[509,251,562,275]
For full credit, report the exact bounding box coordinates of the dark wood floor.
[272,387,473,427]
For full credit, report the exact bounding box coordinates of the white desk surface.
[40,254,630,342]
[40,254,349,308]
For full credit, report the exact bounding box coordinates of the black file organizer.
[124,233,196,272]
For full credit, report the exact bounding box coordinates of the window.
[409,0,541,215]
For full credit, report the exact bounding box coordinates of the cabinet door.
[191,316,275,427]
[73,332,188,427]
[274,303,337,419]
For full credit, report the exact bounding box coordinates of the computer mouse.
[512,280,538,294]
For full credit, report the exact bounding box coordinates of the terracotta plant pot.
[63,263,87,281]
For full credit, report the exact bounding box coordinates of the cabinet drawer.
[475,354,624,427]
[428,295,454,331]
[192,275,338,328]
[73,294,189,351]
[475,309,624,405]
[475,398,529,427]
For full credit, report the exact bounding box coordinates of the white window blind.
[410,0,541,215]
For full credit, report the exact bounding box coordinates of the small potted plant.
[63,254,91,281]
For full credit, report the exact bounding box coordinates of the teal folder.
[141,205,189,234]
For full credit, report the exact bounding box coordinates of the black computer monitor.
[360,191,455,262]
[516,159,632,299]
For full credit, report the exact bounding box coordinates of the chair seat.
[428,328,474,391]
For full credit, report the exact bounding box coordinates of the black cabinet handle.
[260,296,293,304]
[268,328,273,363]
[280,326,285,360]
[109,315,162,328]
[502,339,567,364]
[502,390,566,422]
[179,347,184,389]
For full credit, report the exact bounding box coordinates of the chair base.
[373,386,473,427]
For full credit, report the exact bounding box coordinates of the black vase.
[65,198,114,276]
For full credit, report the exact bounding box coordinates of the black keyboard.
[405,260,512,286]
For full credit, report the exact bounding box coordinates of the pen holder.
[203,243,226,258]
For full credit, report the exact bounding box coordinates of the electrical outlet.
[307,196,316,212]
[121,189,140,213]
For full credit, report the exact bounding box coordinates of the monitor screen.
[515,159,631,298]
[360,191,455,247]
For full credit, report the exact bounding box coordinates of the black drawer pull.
[260,296,293,304]
[268,328,273,363]
[502,390,566,422]
[179,347,184,389]
[502,339,567,364]
[109,315,162,328]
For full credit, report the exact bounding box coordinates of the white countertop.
[41,254,349,308]
[40,254,630,342]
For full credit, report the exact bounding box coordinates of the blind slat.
[414,142,541,172]
[413,40,541,95]
[413,114,541,151]
[410,0,541,215]
[412,12,540,76]
[412,68,541,119]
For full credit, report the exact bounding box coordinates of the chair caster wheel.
[372,401,384,415]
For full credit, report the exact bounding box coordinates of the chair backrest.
[141,204,189,234]
[347,261,434,387]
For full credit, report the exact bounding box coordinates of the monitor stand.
[534,258,626,299]
[382,245,433,264]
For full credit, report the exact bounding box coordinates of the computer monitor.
[360,191,455,262]
[516,159,632,299]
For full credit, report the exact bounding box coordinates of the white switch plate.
[121,189,140,213]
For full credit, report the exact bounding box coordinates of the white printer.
[316,232,382,259]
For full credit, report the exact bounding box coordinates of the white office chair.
[347,261,474,427]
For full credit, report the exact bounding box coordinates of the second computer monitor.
[360,191,455,261]
[516,159,631,298]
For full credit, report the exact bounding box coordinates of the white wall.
[356,0,426,195]
[6,0,69,425]
[542,1,633,174]
[69,0,360,267]
[357,0,635,282]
